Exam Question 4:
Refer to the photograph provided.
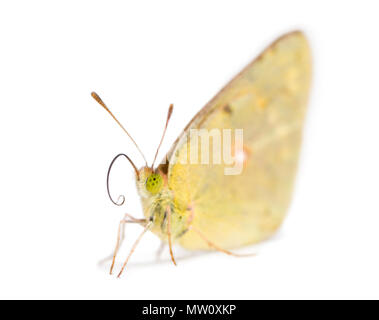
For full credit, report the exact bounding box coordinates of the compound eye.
[146,173,163,195]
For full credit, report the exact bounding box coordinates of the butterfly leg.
[166,205,177,266]
[109,213,146,275]
[188,225,256,258]
[117,221,153,278]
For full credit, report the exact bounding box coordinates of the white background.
[0,1,378,299]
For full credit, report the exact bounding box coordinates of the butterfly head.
[136,166,166,198]
[145,173,163,195]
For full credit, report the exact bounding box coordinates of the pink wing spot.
[233,145,252,167]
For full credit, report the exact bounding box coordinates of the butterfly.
[92,30,311,277]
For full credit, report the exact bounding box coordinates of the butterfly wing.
[166,31,311,250]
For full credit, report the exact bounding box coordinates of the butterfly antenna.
[91,92,148,166]
[151,104,173,170]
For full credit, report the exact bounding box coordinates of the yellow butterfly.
[92,30,311,277]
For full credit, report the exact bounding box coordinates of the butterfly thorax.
[136,166,190,242]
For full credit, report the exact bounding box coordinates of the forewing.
[166,31,311,249]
